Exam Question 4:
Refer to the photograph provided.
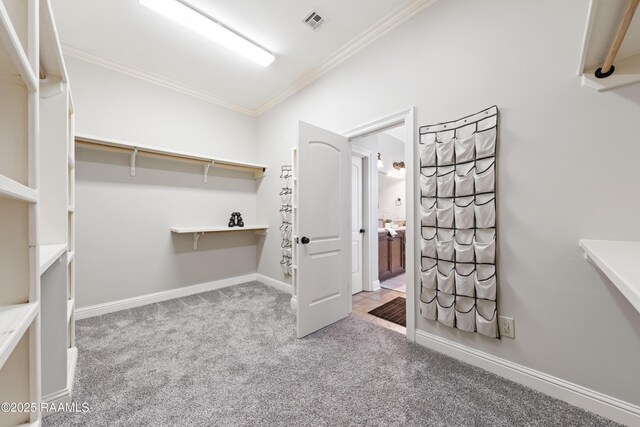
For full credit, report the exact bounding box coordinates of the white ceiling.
[51,0,426,115]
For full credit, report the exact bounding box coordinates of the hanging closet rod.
[596,0,640,78]
[75,133,267,179]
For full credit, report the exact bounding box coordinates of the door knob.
[300,236,310,244]
[359,228,365,234]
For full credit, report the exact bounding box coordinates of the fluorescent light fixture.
[139,0,275,67]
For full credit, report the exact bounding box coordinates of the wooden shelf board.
[0,174,37,203]
[581,52,640,91]
[171,225,269,234]
[39,244,67,275]
[171,226,269,249]
[580,239,640,314]
[67,250,74,265]
[0,1,37,91]
[76,133,268,177]
[0,302,39,370]
[39,0,68,82]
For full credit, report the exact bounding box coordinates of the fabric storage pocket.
[474,160,495,193]
[420,199,437,226]
[436,238,454,261]
[475,273,496,300]
[419,288,437,320]
[455,164,474,196]
[421,236,436,259]
[436,139,455,165]
[436,293,455,327]
[455,135,475,163]
[421,264,437,290]
[455,296,476,332]
[454,196,475,229]
[454,240,474,263]
[437,268,455,294]
[419,133,437,166]
[436,167,455,197]
[474,195,495,228]
[474,236,496,264]
[421,168,437,197]
[455,269,475,297]
[476,300,498,337]
[475,127,496,158]
[436,200,454,228]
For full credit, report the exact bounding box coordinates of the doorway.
[349,124,408,332]
[293,108,415,341]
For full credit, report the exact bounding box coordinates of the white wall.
[256,0,640,408]
[68,58,261,307]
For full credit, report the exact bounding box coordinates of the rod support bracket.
[193,232,205,250]
[595,65,615,79]
[130,148,138,177]
[203,161,213,183]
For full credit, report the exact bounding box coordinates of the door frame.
[343,107,416,341]
[351,146,374,294]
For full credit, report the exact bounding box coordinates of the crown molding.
[61,0,437,117]
[253,0,438,115]
[61,44,257,116]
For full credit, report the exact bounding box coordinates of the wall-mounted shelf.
[67,251,74,265]
[0,174,38,203]
[75,134,268,180]
[39,244,68,275]
[0,303,39,370]
[171,226,269,249]
[580,239,640,314]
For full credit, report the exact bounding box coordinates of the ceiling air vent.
[303,10,324,30]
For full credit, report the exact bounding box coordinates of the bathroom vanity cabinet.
[378,229,406,281]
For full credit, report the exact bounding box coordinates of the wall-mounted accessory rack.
[170,226,269,250]
[280,165,293,276]
[75,134,268,180]
[418,105,500,338]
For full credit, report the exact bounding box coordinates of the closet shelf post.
[130,148,138,177]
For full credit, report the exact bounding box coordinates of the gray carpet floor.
[44,282,618,426]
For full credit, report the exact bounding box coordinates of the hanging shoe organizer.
[280,165,293,276]
[418,105,499,338]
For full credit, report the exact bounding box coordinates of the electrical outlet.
[498,316,515,339]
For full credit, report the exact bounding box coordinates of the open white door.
[351,156,364,294]
[296,121,351,338]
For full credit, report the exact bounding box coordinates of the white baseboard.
[255,274,293,294]
[371,280,381,291]
[415,330,640,426]
[41,388,71,418]
[75,274,258,319]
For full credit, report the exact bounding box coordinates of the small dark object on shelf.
[228,212,245,227]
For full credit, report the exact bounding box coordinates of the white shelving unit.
[34,0,77,416]
[0,0,42,424]
[171,226,269,250]
[580,239,640,314]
